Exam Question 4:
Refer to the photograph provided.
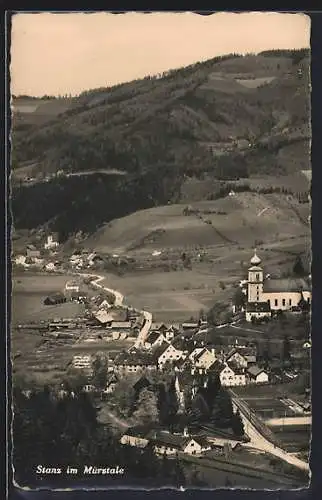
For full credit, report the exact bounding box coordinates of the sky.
[10,11,310,97]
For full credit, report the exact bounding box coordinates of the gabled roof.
[150,431,192,449]
[208,359,225,373]
[263,278,311,293]
[194,348,211,362]
[146,330,165,344]
[246,302,271,313]
[227,362,245,375]
[153,341,173,360]
[247,365,266,378]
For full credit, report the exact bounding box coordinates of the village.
[11,232,311,486]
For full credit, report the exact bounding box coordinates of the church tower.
[247,249,264,303]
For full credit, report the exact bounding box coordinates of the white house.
[225,348,256,369]
[72,354,92,370]
[190,348,217,371]
[153,342,185,369]
[114,352,157,374]
[120,428,151,449]
[247,365,269,384]
[44,234,59,250]
[152,431,211,456]
[65,280,80,293]
[211,360,246,387]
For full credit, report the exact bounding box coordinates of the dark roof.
[193,348,209,362]
[133,376,152,391]
[123,424,161,438]
[247,365,266,378]
[115,352,156,367]
[150,431,191,449]
[227,362,245,375]
[208,359,225,373]
[246,302,271,313]
[153,342,172,359]
[146,331,164,344]
[226,347,256,359]
[263,278,311,293]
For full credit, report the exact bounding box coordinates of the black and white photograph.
[9,11,311,490]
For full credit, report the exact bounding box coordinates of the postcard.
[8,10,311,491]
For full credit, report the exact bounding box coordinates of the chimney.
[211,348,216,357]
[183,427,189,437]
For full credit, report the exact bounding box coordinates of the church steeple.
[250,248,262,266]
[248,249,264,303]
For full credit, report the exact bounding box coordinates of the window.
[274,299,278,307]
[256,274,260,281]
[267,299,270,306]
[289,299,292,306]
[282,299,286,306]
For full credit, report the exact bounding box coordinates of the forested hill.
[11,49,310,240]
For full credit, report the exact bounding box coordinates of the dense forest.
[11,49,310,240]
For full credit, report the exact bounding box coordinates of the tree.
[233,288,246,309]
[91,355,108,390]
[211,388,234,427]
[293,256,306,277]
[231,409,244,436]
[167,377,179,420]
[282,334,291,365]
[132,388,159,424]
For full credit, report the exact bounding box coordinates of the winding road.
[78,272,152,347]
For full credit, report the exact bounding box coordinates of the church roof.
[250,249,262,266]
[248,265,263,271]
[263,278,311,293]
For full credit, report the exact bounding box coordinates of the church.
[245,250,311,322]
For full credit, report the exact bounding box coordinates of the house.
[44,233,59,250]
[109,321,132,331]
[65,280,80,293]
[245,302,271,322]
[72,354,92,371]
[26,244,41,259]
[164,325,178,342]
[209,360,246,387]
[114,352,157,374]
[120,427,152,449]
[102,373,119,394]
[93,309,114,326]
[153,342,185,370]
[225,348,256,368]
[191,348,217,371]
[246,249,311,321]
[247,365,269,384]
[145,331,168,349]
[151,431,211,456]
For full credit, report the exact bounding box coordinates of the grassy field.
[11,272,85,323]
[82,190,310,321]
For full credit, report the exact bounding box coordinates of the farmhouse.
[120,427,152,449]
[247,365,269,384]
[190,348,217,371]
[210,360,246,387]
[72,354,92,371]
[114,352,157,374]
[245,250,311,322]
[225,348,257,368]
[151,431,211,456]
[153,342,185,369]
